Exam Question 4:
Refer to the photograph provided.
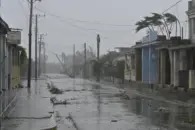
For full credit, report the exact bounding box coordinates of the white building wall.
[0,34,3,116]
[188,0,195,43]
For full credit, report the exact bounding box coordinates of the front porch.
[158,42,195,90]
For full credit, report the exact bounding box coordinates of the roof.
[156,39,191,50]
[0,17,10,33]
[115,47,131,49]
[169,43,195,50]
[11,44,25,50]
[16,45,25,50]
[125,48,135,55]
[132,40,164,49]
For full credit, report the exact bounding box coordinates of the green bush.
[20,48,27,64]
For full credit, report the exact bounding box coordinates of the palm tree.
[151,13,171,37]
[135,20,151,33]
[147,14,164,35]
[163,13,180,36]
[135,12,180,39]
[144,16,155,31]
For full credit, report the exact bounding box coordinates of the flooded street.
[47,74,195,130]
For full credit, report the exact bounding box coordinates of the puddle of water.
[125,94,195,130]
[49,75,195,130]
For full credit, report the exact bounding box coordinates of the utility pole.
[73,44,75,78]
[35,14,38,80]
[38,41,42,76]
[43,42,46,74]
[84,43,87,79]
[27,0,33,88]
[96,34,100,82]
[38,34,44,76]
[27,0,42,87]
[35,14,45,80]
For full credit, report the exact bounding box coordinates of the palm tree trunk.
[150,25,155,31]
[175,21,177,37]
[147,27,152,31]
[159,26,164,35]
[169,23,173,32]
[177,19,182,37]
[162,17,170,39]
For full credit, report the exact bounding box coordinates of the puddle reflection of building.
[132,97,177,128]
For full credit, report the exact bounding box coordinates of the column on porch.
[159,50,166,84]
[173,50,180,87]
[135,49,142,81]
[169,50,173,85]
[179,49,187,70]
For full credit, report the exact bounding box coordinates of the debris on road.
[66,113,80,130]
[50,97,69,105]
[111,120,118,123]
[63,88,87,92]
[114,91,130,100]
[47,82,63,94]
[50,87,63,94]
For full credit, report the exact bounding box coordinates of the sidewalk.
[1,79,57,130]
[98,77,195,106]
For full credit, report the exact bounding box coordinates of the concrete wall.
[141,46,158,84]
[135,49,142,81]
[124,55,136,81]
[142,47,149,83]
[188,1,195,43]
[149,46,158,83]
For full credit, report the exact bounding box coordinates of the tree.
[135,12,180,39]
[20,48,27,64]
[164,13,179,36]
[150,13,164,35]
[135,20,151,33]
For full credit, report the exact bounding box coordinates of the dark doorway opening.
[165,50,171,84]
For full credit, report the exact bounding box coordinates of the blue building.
[134,31,161,84]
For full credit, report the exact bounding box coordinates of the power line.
[66,18,133,27]
[18,0,28,24]
[35,7,109,39]
[35,5,133,27]
[162,0,182,14]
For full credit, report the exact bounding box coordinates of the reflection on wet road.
[47,74,195,130]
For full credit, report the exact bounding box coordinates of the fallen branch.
[47,82,63,94]
[66,113,80,130]
[50,97,70,105]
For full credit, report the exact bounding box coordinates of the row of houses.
[123,1,195,90]
[0,17,24,118]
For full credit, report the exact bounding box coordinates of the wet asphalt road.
[47,74,195,130]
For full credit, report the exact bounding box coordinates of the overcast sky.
[1,0,189,62]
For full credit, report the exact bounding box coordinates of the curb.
[41,114,57,130]
[42,126,57,130]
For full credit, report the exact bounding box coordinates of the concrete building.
[156,39,192,88]
[155,0,195,89]
[124,48,136,81]
[0,17,10,118]
[187,0,195,43]
[0,17,24,120]
[134,31,162,84]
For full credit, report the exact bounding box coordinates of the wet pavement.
[46,74,195,130]
[1,79,56,130]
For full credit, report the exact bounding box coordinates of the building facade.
[134,31,159,84]
[124,48,136,81]
[0,17,23,120]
